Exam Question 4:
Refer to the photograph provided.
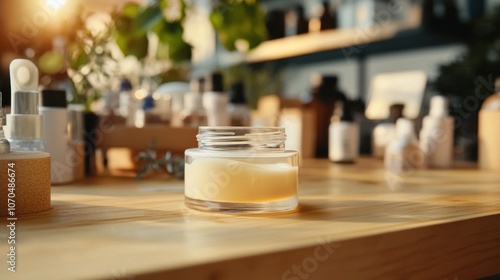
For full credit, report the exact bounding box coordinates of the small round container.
[185,127,299,213]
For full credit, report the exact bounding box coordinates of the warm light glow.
[95,46,104,54]
[134,89,148,100]
[152,92,160,100]
[72,73,83,84]
[80,65,91,76]
[45,0,67,10]
[85,13,113,36]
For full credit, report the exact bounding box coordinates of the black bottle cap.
[41,89,67,108]
[206,72,224,92]
[320,0,337,30]
[315,75,338,97]
[295,4,309,34]
[120,79,133,91]
[340,100,354,122]
[320,76,338,90]
[389,103,405,123]
[266,9,286,40]
[295,5,305,17]
[230,82,246,104]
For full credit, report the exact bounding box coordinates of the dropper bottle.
[0,60,51,215]
[6,59,44,151]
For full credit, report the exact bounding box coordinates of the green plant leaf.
[179,0,187,21]
[168,40,192,63]
[210,0,267,51]
[135,5,164,33]
[122,3,140,18]
[159,0,168,11]
[153,19,183,42]
[209,11,224,30]
[70,46,89,70]
[38,51,65,74]
[157,41,170,60]
[116,34,149,59]
[115,15,135,35]
[152,19,191,62]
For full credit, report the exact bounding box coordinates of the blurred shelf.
[195,23,414,70]
[195,21,460,70]
[246,23,408,63]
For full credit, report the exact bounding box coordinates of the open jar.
[185,127,299,213]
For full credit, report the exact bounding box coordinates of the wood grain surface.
[1,158,499,280]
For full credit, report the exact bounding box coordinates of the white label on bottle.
[329,122,359,162]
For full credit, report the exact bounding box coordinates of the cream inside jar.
[184,127,299,213]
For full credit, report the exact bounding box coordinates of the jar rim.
[197,126,286,151]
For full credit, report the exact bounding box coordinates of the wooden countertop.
[1,158,500,280]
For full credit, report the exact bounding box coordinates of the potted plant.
[37,0,268,174]
[434,8,500,161]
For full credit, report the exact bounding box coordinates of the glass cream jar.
[185,127,299,213]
